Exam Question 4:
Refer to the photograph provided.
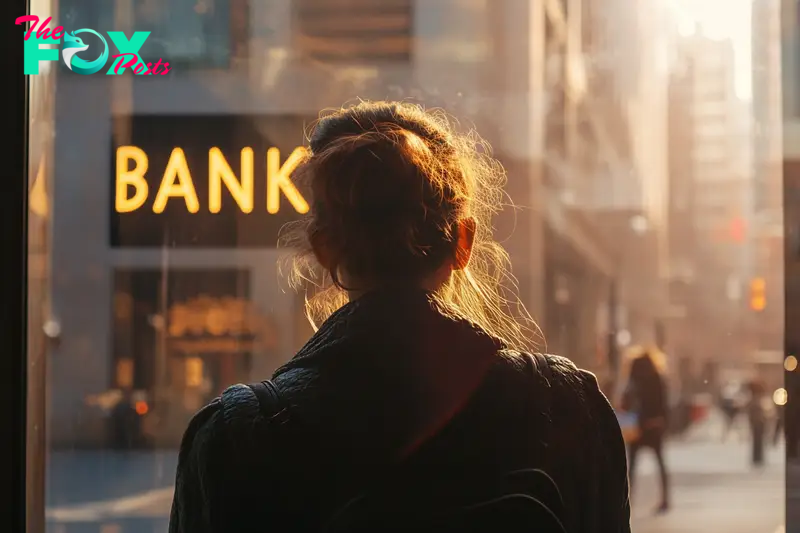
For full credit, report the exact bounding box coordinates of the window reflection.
[22,0,787,531]
[108,269,281,446]
[293,0,413,64]
[133,0,243,68]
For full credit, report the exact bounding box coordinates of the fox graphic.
[61,29,108,75]
[61,32,88,70]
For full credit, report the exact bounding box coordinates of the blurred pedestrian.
[774,401,784,447]
[747,378,767,466]
[109,389,143,449]
[719,380,744,442]
[786,358,800,461]
[621,346,671,514]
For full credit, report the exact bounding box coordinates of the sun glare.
[668,0,753,99]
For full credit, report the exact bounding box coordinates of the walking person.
[622,347,671,514]
[786,359,799,461]
[748,378,767,466]
[774,401,784,447]
[719,381,744,442]
[168,101,631,533]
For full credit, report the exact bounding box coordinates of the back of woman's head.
[627,346,666,384]
[280,101,540,350]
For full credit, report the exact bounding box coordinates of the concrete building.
[534,0,616,372]
[525,0,670,381]
[572,0,671,371]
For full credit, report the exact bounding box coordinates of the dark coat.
[169,289,630,533]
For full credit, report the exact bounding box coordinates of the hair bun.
[306,132,458,281]
[310,102,452,154]
[280,101,542,352]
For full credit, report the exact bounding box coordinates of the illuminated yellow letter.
[209,147,254,213]
[153,148,200,214]
[116,146,149,213]
[266,147,309,214]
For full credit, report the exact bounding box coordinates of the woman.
[622,347,670,514]
[169,102,630,533]
[747,378,767,466]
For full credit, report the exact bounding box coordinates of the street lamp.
[630,214,649,235]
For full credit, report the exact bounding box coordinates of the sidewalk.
[785,461,800,533]
[631,439,784,533]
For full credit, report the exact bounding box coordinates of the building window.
[111,268,283,444]
[131,0,249,69]
[293,0,413,64]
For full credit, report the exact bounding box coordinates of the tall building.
[530,0,668,378]
[665,49,698,356]
[665,31,754,362]
[688,37,748,229]
[751,0,784,351]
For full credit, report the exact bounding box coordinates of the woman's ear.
[453,217,476,270]
[310,231,332,271]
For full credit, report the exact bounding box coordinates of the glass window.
[59,0,247,69]
[132,0,249,69]
[293,0,413,64]
[20,0,787,531]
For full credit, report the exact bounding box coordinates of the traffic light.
[750,277,766,311]
[729,217,746,242]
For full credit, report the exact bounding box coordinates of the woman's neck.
[344,272,449,302]
[347,283,435,302]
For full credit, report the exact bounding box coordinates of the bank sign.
[111,115,312,248]
[17,15,169,75]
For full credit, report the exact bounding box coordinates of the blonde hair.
[279,101,542,351]
[624,344,668,376]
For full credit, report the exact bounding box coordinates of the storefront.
[543,224,609,372]
[50,112,316,447]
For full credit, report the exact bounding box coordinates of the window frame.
[2,0,31,531]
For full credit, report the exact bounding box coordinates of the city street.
[630,439,784,533]
[44,437,786,533]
